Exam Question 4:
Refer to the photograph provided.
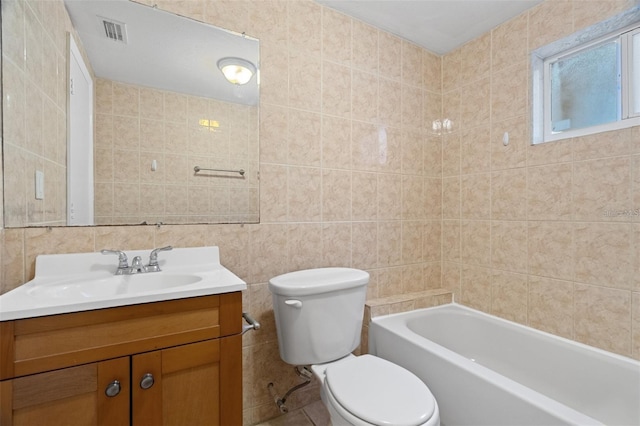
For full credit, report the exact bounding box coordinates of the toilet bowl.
[312,354,439,426]
[268,268,440,426]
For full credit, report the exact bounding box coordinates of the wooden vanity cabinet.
[0,357,130,425]
[0,292,243,426]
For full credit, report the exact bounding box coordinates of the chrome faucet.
[130,256,147,274]
[101,246,173,275]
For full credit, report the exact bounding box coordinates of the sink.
[26,273,203,300]
[0,246,247,321]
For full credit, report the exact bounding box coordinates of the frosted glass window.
[533,16,640,144]
[549,39,620,133]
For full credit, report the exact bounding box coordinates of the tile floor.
[255,400,330,426]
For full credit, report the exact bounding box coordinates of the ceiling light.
[217,57,256,85]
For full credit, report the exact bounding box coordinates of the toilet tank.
[268,268,369,366]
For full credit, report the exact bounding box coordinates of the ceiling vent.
[99,17,128,43]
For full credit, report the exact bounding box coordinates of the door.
[132,335,242,425]
[67,34,94,225]
[0,357,129,426]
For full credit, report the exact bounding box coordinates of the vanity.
[0,247,249,425]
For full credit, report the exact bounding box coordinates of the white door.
[68,35,94,225]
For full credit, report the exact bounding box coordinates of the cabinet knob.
[140,373,155,390]
[105,380,121,397]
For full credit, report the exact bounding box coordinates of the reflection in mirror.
[2,0,259,227]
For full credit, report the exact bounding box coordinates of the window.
[548,37,621,134]
[532,9,640,144]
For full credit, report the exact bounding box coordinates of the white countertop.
[0,246,247,321]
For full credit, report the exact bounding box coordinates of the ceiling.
[64,0,259,105]
[315,0,543,55]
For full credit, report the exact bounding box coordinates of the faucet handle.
[147,246,173,270]
[101,249,129,268]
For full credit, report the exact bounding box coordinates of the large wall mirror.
[2,0,259,228]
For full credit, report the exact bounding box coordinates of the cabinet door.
[132,334,242,426]
[0,357,129,426]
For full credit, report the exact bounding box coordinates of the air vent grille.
[100,18,128,43]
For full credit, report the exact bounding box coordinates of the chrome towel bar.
[242,312,261,334]
[194,166,245,176]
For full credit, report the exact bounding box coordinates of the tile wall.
[2,0,70,227]
[2,0,639,425]
[93,78,259,225]
[440,0,640,359]
[2,0,442,423]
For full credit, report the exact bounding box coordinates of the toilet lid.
[325,355,436,426]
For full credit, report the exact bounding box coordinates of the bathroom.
[0,0,638,425]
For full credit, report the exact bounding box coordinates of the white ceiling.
[64,0,259,105]
[315,0,543,55]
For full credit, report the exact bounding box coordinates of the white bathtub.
[369,303,640,426]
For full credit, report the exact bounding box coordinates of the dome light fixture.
[217,57,256,85]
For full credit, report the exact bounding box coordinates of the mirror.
[2,0,259,227]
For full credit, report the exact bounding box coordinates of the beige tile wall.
[2,0,442,424]
[3,0,640,425]
[441,0,640,360]
[1,6,3,282]
[93,78,259,225]
[2,0,70,227]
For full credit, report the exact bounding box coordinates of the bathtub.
[369,303,640,426]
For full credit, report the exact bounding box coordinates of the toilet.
[268,267,440,426]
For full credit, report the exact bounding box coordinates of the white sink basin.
[27,273,203,300]
[0,247,247,321]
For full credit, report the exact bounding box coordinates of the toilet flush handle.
[284,299,302,308]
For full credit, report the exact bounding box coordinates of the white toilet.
[268,267,440,426]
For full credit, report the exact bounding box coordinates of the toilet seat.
[324,355,437,426]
